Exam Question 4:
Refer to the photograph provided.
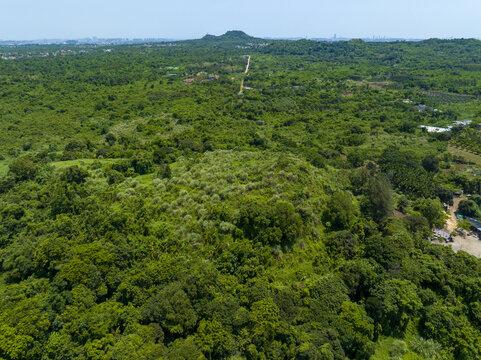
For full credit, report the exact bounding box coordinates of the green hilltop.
[201,30,257,41]
[183,30,266,47]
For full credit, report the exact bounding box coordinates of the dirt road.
[446,196,466,232]
[238,55,251,95]
[245,55,251,74]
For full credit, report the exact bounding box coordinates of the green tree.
[236,201,302,247]
[334,301,375,360]
[423,303,481,360]
[422,156,440,173]
[414,198,448,228]
[196,319,235,359]
[389,340,408,360]
[368,176,393,222]
[60,165,89,184]
[131,152,153,175]
[458,200,479,218]
[323,191,358,231]
[142,283,198,336]
[368,279,422,332]
[250,297,280,346]
[9,156,38,181]
[364,222,414,269]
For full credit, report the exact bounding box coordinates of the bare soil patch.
[449,234,481,257]
[439,195,481,258]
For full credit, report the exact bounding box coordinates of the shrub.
[131,152,153,174]
[389,340,408,359]
[157,164,171,179]
[60,166,89,184]
[9,156,38,181]
[236,201,302,247]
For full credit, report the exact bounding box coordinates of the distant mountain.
[201,30,257,42]
[183,31,267,47]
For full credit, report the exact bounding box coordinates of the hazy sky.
[2,0,480,40]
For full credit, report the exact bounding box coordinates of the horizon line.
[1,31,480,44]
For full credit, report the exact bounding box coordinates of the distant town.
[0,35,431,47]
[0,38,176,46]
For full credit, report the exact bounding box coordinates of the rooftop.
[465,216,481,231]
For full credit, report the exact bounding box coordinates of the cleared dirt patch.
[393,210,405,218]
[446,196,465,233]
[453,163,467,170]
[437,195,481,258]
[449,234,481,257]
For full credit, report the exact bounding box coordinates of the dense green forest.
[3,31,481,359]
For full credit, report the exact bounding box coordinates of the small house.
[415,104,427,112]
[420,125,451,133]
[453,120,472,127]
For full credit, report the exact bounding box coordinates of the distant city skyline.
[0,35,431,47]
[1,0,480,41]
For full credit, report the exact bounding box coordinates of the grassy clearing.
[371,320,425,360]
[0,158,122,176]
[51,158,120,170]
[371,337,423,360]
[137,173,155,186]
[0,161,8,177]
[440,100,481,119]
[448,145,481,166]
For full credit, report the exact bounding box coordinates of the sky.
[1,0,480,40]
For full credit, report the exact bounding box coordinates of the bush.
[105,133,116,145]
[22,142,32,151]
[131,152,153,174]
[157,164,171,179]
[111,160,132,174]
[389,340,408,359]
[422,156,440,173]
[410,337,442,360]
[60,166,89,184]
[236,201,302,247]
[65,139,87,152]
[458,200,479,218]
[0,176,15,194]
[322,191,358,231]
[326,231,359,258]
[9,156,38,181]
[347,151,364,168]
[106,169,125,185]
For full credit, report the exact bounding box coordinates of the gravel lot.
[437,195,481,258]
[445,234,481,258]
